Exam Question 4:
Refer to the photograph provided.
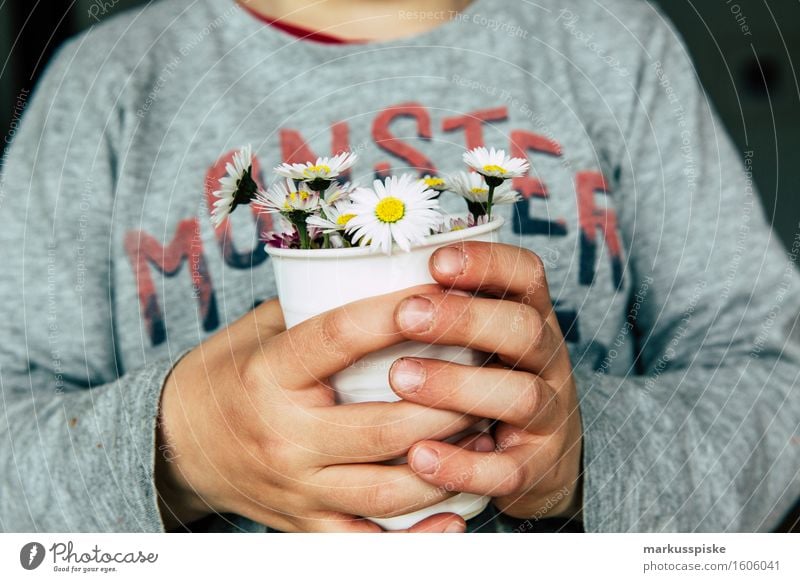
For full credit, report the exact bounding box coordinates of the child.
[1,0,798,533]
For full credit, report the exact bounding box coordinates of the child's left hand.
[390,241,583,520]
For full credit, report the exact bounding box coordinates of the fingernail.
[391,359,425,394]
[473,434,496,453]
[445,289,471,297]
[445,521,466,533]
[433,247,466,276]
[398,297,434,333]
[411,447,439,475]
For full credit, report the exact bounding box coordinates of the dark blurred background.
[0,0,798,531]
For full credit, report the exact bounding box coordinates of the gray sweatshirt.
[1,0,798,533]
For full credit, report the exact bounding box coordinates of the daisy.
[262,224,324,249]
[462,147,529,183]
[253,179,321,215]
[419,174,448,193]
[436,216,470,234]
[447,171,519,205]
[322,181,355,206]
[462,147,528,220]
[274,152,358,191]
[346,174,442,255]
[254,179,321,249]
[305,197,359,248]
[263,228,298,249]
[447,171,519,222]
[326,233,347,248]
[306,200,357,234]
[469,214,489,227]
[441,214,487,231]
[211,145,258,226]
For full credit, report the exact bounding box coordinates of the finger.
[453,431,496,452]
[309,511,466,533]
[302,512,384,533]
[390,359,559,432]
[262,284,442,389]
[244,506,383,533]
[429,242,553,314]
[308,400,478,463]
[394,293,565,375]
[404,513,466,533]
[407,440,532,498]
[203,298,286,354]
[314,463,455,519]
[249,297,287,336]
[306,511,465,533]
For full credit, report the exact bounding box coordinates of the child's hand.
[390,242,583,520]
[156,287,480,532]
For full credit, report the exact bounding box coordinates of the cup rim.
[265,215,505,259]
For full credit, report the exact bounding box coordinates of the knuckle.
[256,434,290,472]
[522,248,546,281]
[318,309,354,364]
[257,431,311,478]
[514,376,542,426]
[362,482,398,517]
[324,486,353,514]
[514,306,544,349]
[527,309,545,347]
[372,419,405,457]
[440,461,475,493]
[238,351,266,391]
[516,248,547,296]
[448,298,474,339]
[501,463,528,497]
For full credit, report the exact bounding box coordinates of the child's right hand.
[154,286,478,532]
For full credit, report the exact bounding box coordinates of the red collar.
[239,2,365,45]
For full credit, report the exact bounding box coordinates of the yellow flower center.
[303,164,331,177]
[451,224,466,231]
[336,213,355,227]
[470,187,489,196]
[423,177,446,188]
[482,164,507,175]
[287,191,310,205]
[375,197,406,223]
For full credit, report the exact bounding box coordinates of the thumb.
[264,284,441,390]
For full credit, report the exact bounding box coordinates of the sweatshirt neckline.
[236,1,365,44]
[226,0,493,53]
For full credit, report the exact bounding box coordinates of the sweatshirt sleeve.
[575,8,800,532]
[0,36,173,532]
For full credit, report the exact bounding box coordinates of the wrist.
[550,435,584,520]
[550,476,583,520]
[154,370,212,530]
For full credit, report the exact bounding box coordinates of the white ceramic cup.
[266,216,504,530]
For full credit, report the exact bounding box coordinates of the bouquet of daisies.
[211,146,530,255]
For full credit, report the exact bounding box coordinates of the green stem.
[296,220,311,249]
[318,206,330,249]
[483,175,504,222]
